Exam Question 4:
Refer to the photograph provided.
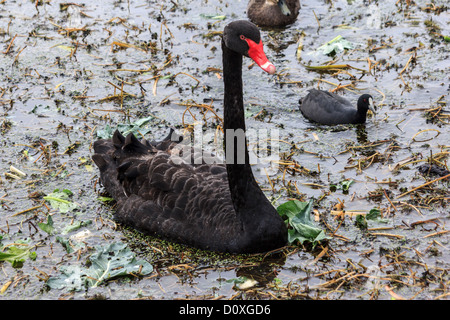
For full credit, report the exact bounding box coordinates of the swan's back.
[299,89,359,125]
[93,130,246,252]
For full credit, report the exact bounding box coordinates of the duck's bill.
[278,0,291,16]
[245,38,276,75]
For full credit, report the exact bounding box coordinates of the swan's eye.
[240,35,246,40]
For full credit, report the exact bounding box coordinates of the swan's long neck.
[222,41,261,211]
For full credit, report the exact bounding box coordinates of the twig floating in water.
[410,129,440,143]
[385,285,406,300]
[395,173,450,199]
[399,54,413,75]
[10,166,26,178]
[10,204,44,217]
[369,232,404,239]
[3,34,17,54]
[423,230,450,239]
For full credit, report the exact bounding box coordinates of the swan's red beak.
[245,39,276,75]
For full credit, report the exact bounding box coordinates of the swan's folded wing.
[113,152,237,247]
[93,130,237,245]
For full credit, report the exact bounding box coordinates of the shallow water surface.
[0,0,448,300]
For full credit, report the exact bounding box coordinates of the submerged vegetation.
[0,0,448,300]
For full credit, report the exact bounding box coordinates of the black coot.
[299,89,375,125]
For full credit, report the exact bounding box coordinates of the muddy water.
[0,0,448,300]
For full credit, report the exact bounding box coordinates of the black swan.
[92,20,288,254]
[247,0,300,27]
[299,89,375,125]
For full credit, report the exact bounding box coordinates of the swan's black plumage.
[247,0,300,27]
[92,21,287,254]
[299,89,375,125]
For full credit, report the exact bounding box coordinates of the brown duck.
[247,0,300,27]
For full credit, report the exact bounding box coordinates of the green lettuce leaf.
[47,242,153,291]
[317,35,353,56]
[43,189,78,213]
[0,245,37,268]
[277,199,330,247]
[97,116,156,140]
[38,215,55,235]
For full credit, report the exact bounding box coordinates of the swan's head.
[223,20,276,75]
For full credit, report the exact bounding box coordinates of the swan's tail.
[92,130,154,199]
[93,130,148,164]
[145,128,183,151]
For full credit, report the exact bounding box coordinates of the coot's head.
[357,94,375,114]
[223,20,276,74]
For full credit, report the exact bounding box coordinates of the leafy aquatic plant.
[0,241,37,268]
[43,189,78,213]
[277,199,330,248]
[47,242,153,291]
[96,116,156,140]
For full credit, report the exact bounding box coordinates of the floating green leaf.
[225,276,247,285]
[316,35,354,56]
[0,245,37,268]
[97,116,156,139]
[341,180,354,192]
[117,117,155,137]
[38,215,55,235]
[355,208,385,230]
[330,179,354,193]
[56,236,75,253]
[43,189,78,213]
[96,124,114,139]
[61,220,92,235]
[367,208,381,220]
[224,276,258,290]
[98,196,114,203]
[47,242,153,291]
[355,214,368,230]
[200,13,226,20]
[277,199,330,247]
[56,231,89,254]
[86,242,153,287]
[47,265,85,291]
